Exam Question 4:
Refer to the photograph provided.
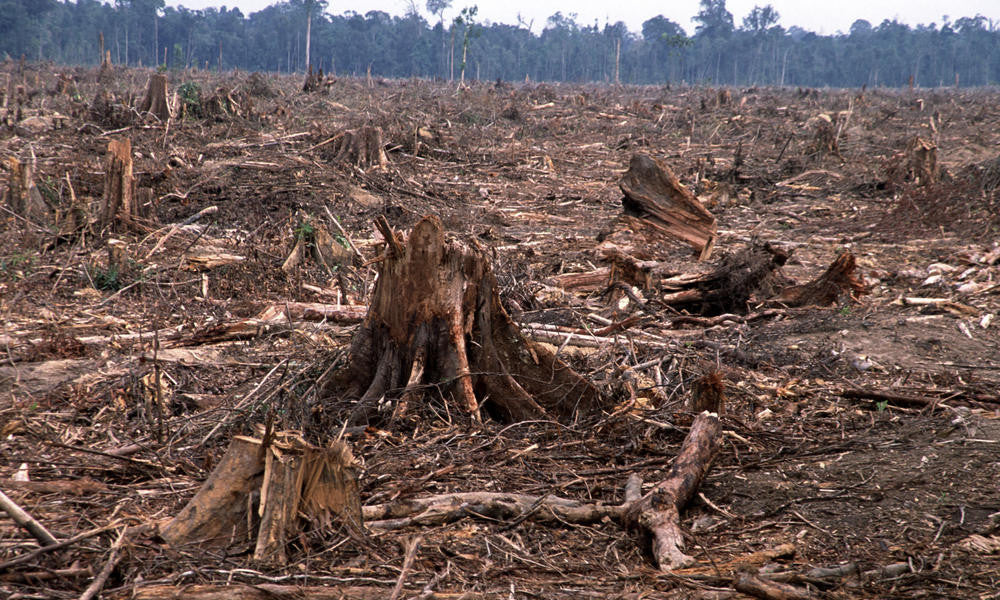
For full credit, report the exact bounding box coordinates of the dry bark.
[618,153,718,260]
[624,411,722,570]
[138,72,171,121]
[334,215,600,423]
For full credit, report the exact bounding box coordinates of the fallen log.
[618,153,717,260]
[328,215,600,423]
[624,411,722,570]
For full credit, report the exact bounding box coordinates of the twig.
[0,488,59,546]
[0,522,120,570]
[323,203,364,261]
[77,526,128,600]
[142,205,219,260]
[388,535,423,600]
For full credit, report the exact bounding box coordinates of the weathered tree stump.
[618,153,717,260]
[3,156,49,225]
[160,432,362,566]
[322,126,388,169]
[774,251,867,307]
[138,72,171,121]
[334,215,599,423]
[100,138,146,230]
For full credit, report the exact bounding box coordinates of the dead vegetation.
[1,63,1000,600]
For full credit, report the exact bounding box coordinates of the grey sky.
[165,0,999,35]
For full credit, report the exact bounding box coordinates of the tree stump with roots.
[331,215,600,423]
[322,126,388,169]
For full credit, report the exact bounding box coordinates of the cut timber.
[624,411,722,570]
[160,432,362,565]
[773,252,867,307]
[138,72,171,121]
[319,126,388,169]
[99,138,140,230]
[619,154,717,260]
[334,215,599,423]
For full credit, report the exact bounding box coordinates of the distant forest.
[2,0,999,87]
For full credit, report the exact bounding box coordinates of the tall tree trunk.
[304,2,312,72]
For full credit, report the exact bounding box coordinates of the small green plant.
[0,251,36,278]
[177,82,203,118]
[294,219,315,241]
[89,264,122,291]
[839,304,852,316]
[875,400,888,412]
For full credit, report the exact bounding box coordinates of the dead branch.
[624,411,723,570]
[773,252,867,307]
[133,584,476,600]
[0,488,59,546]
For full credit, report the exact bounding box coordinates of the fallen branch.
[77,526,128,600]
[0,522,121,570]
[0,488,59,546]
[623,411,723,570]
[133,584,476,600]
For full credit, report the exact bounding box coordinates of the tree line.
[2,0,999,87]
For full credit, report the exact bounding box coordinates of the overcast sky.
[165,0,999,35]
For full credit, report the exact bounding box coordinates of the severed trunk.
[333,215,600,424]
[618,153,717,260]
[138,72,171,121]
[100,138,138,230]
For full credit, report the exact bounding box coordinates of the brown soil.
[1,66,999,599]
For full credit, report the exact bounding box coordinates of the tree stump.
[774,251,867,307]
[138,72,171,121]
[322,126,388,169]
[99,138,139,230]
[160,432,362,565]
[334,215,599,423]
[618,154,717,260]
[3,157,49,225]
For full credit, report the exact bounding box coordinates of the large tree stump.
[138,72,171,121]
[160,432,362,565]
[319,126,388,169]
[99,138,141,230]
[619,154,717,260]
[336,215,599,423]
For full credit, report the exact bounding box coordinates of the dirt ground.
[1,63,999,599]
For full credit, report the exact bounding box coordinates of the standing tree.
[453,5,478,84]
[426,0,452,78]
[694,0,734,38]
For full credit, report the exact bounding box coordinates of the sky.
[164,0,999,36]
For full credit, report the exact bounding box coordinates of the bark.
[733,573,815,600]
[618,153,718,260]
[333,215,600,424]
[138,72,171,121]
[159,436,264,548]
[624,411,722,570]
[4,156,49,225]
